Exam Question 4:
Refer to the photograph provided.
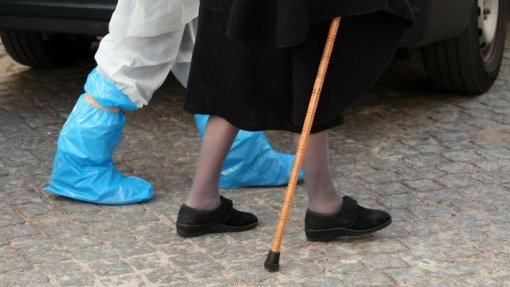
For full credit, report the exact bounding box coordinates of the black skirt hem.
[185,105,344,134]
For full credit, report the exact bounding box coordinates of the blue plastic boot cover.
[194,115,304,189]
[44,70,153,204]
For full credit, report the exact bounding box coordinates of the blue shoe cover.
[44,73,153,204]
[194,115,304,189]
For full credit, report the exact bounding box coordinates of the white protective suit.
[96,0,199,104]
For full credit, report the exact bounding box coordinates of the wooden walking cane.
[264,17,342,272]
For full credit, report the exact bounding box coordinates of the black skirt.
[185,6,411,133]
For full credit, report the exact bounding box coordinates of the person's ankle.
[308,195,343,215]
[185,196,221,211]
[85,94,120,112]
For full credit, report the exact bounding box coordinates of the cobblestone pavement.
[1,27,510,287]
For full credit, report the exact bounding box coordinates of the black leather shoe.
[176,196,258,237]
[304,196,391,241]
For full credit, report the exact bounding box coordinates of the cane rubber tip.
[264,250,280,272]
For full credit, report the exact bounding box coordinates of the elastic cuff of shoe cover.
[84,68,139,111]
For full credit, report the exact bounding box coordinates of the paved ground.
[1,27,510,286]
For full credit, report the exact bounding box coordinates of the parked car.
[0,0,507,94]
[0,0,115,68]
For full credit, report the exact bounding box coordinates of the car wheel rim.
[478,0,500,62]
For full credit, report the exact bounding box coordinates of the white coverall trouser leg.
[95,0,199,107]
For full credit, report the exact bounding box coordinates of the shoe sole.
[176,222,258,238]
[305,219,392,242]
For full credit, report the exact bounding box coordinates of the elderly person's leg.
[302,130,391,241]
[174,20,303,189]
[297,131,343,214]
[176,116,258,237]
[186,116,239,210]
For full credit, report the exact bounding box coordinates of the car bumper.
[0,0,114,35]
[401,0,475,47]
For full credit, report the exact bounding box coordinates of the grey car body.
[0,0,507,94]
[0,0,475,47]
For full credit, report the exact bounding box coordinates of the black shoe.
[176,196,258,237]
[304,196,391,241]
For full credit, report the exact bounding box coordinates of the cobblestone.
[371,182,414,196]
[0,224,39,239]
[0,256,31,274]
[301,276,340,287]
[88,259,135,276]
[361,254,408,270]
[403,179,443,192]
[99,275,148,287]
[36,260,84,276]
[321,257,365,274]
[0,213,24,227]
[441,246,481,260]
[56,273,97,287]
[2,27,510,286]
[11,202,56,218]
[24,247,72,264]
[0,271,51,287]
[341,272,394,286]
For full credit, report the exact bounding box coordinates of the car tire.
[0,30,94,69]
[421,0,508,94]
